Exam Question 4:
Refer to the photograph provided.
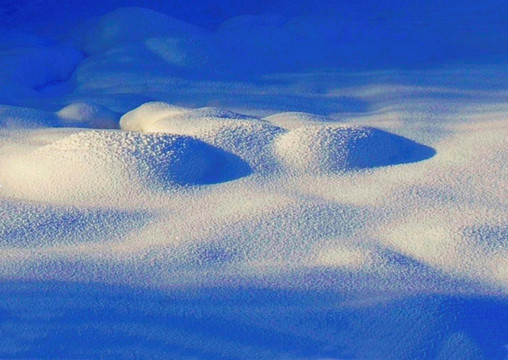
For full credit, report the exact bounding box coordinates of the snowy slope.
[0,3,507,359]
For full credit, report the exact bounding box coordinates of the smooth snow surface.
[0,3,507,359]
[56,102,119,129]
[264,111,336,129]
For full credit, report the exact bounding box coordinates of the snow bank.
[0,130,251,204]
[68,9,402,82]
[273,125,436,173]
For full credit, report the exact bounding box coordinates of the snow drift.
[273,125,436,173]
[0,130,251,204]
[121,103,285,172]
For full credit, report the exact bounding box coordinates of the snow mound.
[264,111,335,129]
[121,104,257,131]
[78,7,207,55]
[273,125,436,173]
[122,103,285,172]
[56,102,119,129]
[175,106,257,120]
[0,130,251,204]
[120,101,189,132]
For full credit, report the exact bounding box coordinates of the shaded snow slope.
[77,7,208,56]
[3,1,508,66]
[0,199,150,248]
[0,32,82,107]
[0,105,57,128]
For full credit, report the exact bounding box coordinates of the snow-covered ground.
[0,3,507,359]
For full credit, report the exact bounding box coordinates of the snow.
[122,104,285,172]
[119,101,189,131]
[0,33,82,107]
[0,105,57,128]
[273,125,436,173]
[77,7,208,55]
[0,130,251,204]
[264,111,336,129]
[0,2,507,359]
[56,102,119,129]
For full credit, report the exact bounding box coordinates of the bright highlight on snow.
[0,2,507,359]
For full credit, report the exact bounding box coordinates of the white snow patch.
[120,101,189,132]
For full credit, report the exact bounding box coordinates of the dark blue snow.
[0,281,506,360]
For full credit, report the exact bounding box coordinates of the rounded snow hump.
[273,125,436,173]
[0,130,251,204]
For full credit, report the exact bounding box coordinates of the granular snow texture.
[0,4,507,360]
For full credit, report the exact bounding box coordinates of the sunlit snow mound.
[119,101,189,132]
[121,102,285,172]
[274,125,436,173]
[56,102,119,129]
[0,130,251,204]
[120,102,260,133]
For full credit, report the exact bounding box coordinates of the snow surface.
[273,125,436,173]
[0,3,507,359]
